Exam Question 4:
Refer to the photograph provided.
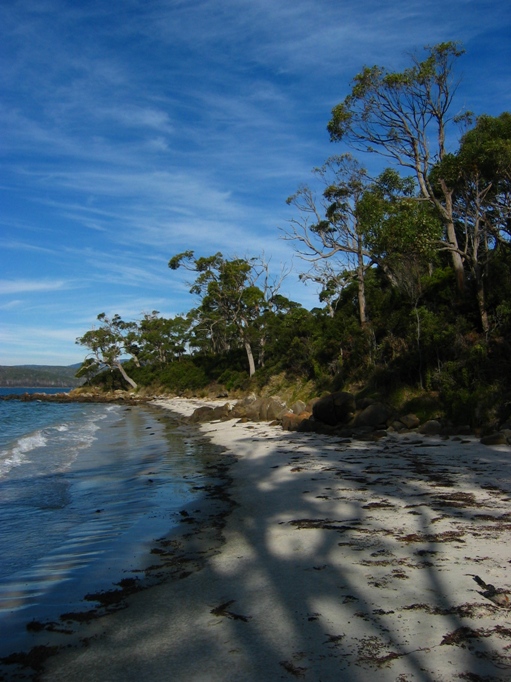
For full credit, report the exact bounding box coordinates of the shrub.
[158,359,208,393]
[217,368,249,391]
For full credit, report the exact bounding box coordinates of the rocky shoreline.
[185,391,511,447]
[0,390,151,405]
[4,386,511,445]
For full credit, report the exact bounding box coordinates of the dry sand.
[35,398,511,680]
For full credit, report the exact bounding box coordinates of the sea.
[0,388,214,658]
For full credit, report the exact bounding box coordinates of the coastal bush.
[158,360,208,393]
[217,369,249,391]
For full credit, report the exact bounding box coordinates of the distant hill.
[0,365,84,388]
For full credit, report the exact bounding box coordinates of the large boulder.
[230,394,258,419]
[400,413,421,429]
[353,402,393,428]
[243,396,288,422]
[189,403,231,423]
[282,412,309,431]
[418,419,442,435]
[312,392,356,426]
[243,398,265,421]
[480,432,508,446]
[265,397,288,421]
[290,400,306,415]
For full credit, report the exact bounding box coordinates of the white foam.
[0,405,115,479]
[0,431,48,476]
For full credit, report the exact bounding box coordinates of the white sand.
[40,397,511,681]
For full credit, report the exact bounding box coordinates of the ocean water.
[0,389,210,656]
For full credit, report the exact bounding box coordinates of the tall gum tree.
[284,154,372,326]
[284,156,441,327]
[169,252,263,376]
[137,311,189,364]
[431,112,511,333]
[327,42,467,291]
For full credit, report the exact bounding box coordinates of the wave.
[0,431,48,476]
[0,405,116,479]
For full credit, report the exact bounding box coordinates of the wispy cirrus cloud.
[0,238,59,255]
[1,0,510,364]
[0,279,71,295]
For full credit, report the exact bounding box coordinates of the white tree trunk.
[244,340,256,377]
[115,361,138,390]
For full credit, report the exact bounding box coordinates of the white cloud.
[0,299,23,310]
[0,279,69,295]
[0,238,58,254]
[96,105,174,134]
[1,0,510,363]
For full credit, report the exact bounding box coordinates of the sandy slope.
[40,398,511,681]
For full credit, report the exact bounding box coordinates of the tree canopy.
[74,42,511,428]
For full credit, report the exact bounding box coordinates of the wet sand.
[8,398,511,680]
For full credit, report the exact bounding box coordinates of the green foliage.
[359,173,443,266]
[217,369,249,391]
[168,251,266,376]
[75,358,100,384]
[72,44,511,429]
[138,312,189,364]
[158,359,208,393]
[75,312,141,389]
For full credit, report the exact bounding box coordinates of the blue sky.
[1,0,510,366]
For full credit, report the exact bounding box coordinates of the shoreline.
[0,400,234,679]
[4,398,511,680]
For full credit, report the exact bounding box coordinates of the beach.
[13,397,511,680]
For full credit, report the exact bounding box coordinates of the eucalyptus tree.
[169,252,265,376]
[284,154,372,326]
[327,42,468,291]
[358,168,443,285]
[431,112,511,333]
[137,311,189,364]
[284,154,441,328]
[76,313,139,389]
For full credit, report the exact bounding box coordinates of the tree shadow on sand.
[7,424,511,681]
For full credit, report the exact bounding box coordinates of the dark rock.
[353,402,393,428]
[480,432,508,446]
[400,414,421,429]
[302,420,337,435]
[189,404,231,423]
[305,397,321,413]
[312,392,355,426]
[456,425,473,435]
[440,425,473,437]
[418,419,442,435]
[355,397,375,410]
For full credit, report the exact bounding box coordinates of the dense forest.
[76,43,511,429]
